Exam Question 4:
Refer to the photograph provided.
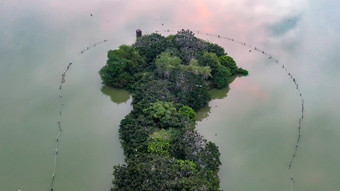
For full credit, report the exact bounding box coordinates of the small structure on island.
[136,29,142,38]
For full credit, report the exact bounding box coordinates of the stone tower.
[136,29,142,38]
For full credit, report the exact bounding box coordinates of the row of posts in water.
[50,40,109,191]
[155,29,304,191]
[80,40,108,54]
[51,28,304,191]
[50,62,72,191]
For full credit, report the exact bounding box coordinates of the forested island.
[99,29,248,190]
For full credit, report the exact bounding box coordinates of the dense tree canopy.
[135,33,168,64]
[100,30,248,191]
[99,45,145,88]
[155,52,182,79]
[220,55,248,75]
[212,64,231,89]
[205,42,226,57]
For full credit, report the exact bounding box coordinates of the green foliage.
[131,75,175,112]
[147,137,171,156]
[212,64,231,89]
[178,105,196,122]
[205,42,226,57]
[188,57,199,65]
[149,128,171,139]
[170,71,211,110]
[143,101,176,120]
[155,52,182,79]
[101,30,248,191]
[118,113,157,157]
[143,100,182,128]
[109,44,145,73]
[219,55,238,74]
[199,52,220,68]
[199,142,222,171]
[135,33,168,64]
[237,68,249,75]
[177,159,197,170]
[99,60,131,88]
[196,53,233,88]
[220,55,249,76]
[166,34,175,40]
[169,128,205,160]
[170,29,207,63]
[100,45,144,88]
[164,47,181,57]
[181,58,211,79]
[113,154,214,191]
[170,129,221,172]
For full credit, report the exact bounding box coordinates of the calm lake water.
[1,0,339,190]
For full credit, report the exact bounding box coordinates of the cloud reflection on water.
[1,0,340,190]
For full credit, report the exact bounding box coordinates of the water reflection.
[210,76,238,100]
[101,86,131,104]
[196,104,211,122]
[196,76,238,121]
[178,27,306,190]
[1,0,340,190]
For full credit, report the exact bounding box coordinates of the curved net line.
[50,29,304,191]
[155,28,304,191]
[50,39,109,191]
